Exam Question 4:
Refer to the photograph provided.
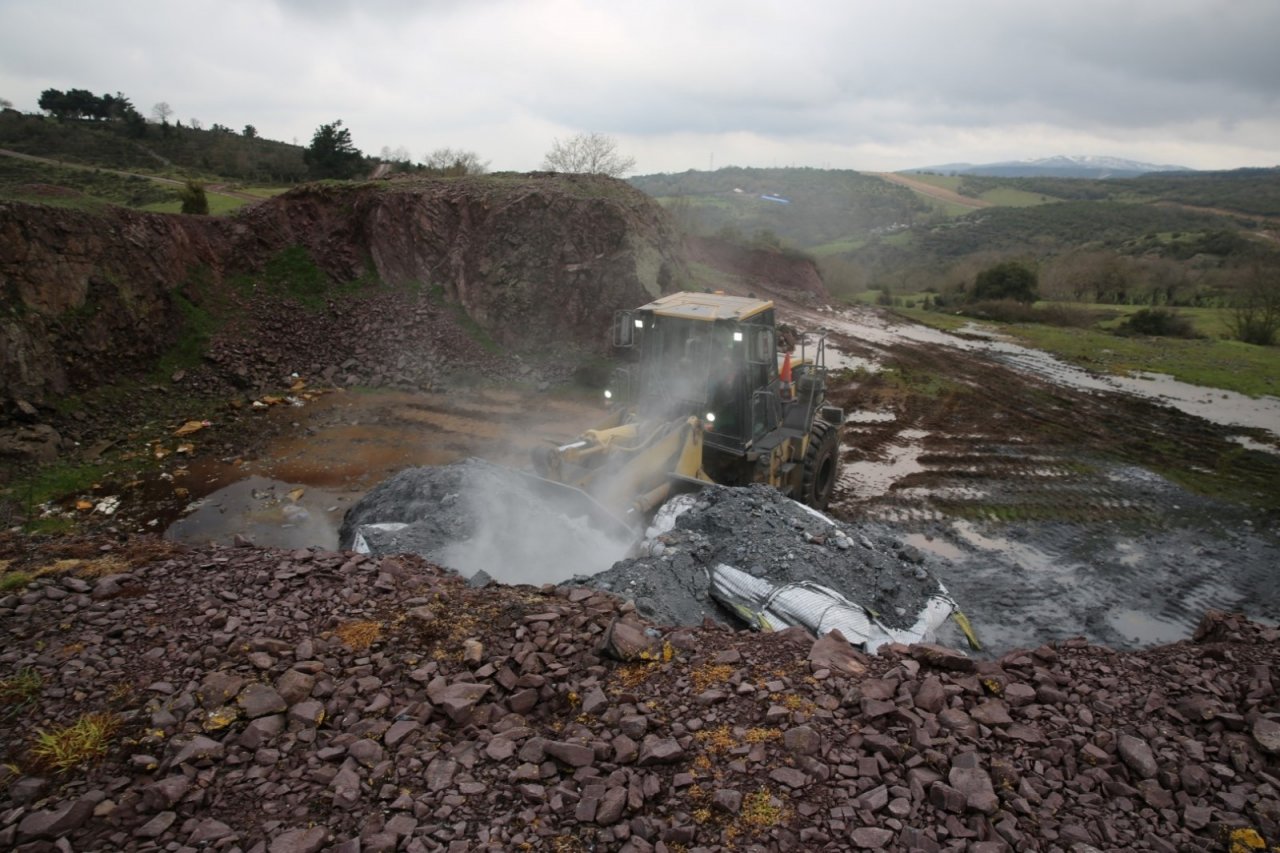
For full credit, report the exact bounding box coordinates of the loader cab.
[616,292,783,457]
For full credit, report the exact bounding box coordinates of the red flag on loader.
[780,351,793,399]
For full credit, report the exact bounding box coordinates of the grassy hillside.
[0,111,307,183]
[950,168,1280,218]
[0,155,177,209]
[629,167,929,249]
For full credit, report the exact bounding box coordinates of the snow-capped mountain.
[908,155,1193,179]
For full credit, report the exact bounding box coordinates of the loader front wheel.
[801,421,840,510]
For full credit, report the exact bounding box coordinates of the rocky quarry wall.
[0,173,688,417]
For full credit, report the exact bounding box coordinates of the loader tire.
[801,420,840,510]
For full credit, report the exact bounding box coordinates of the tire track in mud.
[816,321,1280,652]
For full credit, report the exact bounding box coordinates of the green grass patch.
[151,292,221,379]
[0,572,33,593]
[235,186,291,199]
[22,517,78,536]
[809,238,869,257]
[30,712,123,774]
[140,191,246,216]
[426,285,500,353]
[892,306,971,331]
[16,460,115,509]
[879,366,962,399]
[924,197,978,218]
[982,319,1279,398]
[899,173,963,191]
[896,301,1277,397]
[979,187,1054,207]
[0,156,177,208]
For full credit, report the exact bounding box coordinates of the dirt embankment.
[682,236,828,301]
[0,174,687,417]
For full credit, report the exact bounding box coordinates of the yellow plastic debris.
[287,488,305,503]
[173,420,210,437]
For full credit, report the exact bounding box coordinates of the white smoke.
[433,465,634,584]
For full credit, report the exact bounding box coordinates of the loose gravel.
[1,540,1277,851]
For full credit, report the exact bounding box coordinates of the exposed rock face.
[0,203,226,401]
[0,174,686,410]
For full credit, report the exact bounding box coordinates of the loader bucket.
[504,466,639,541]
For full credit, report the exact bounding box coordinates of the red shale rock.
[0,540,1277,851]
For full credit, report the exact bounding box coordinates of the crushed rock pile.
[337,459,633,585]
[587,484,951,634]
[3,540,1276,851]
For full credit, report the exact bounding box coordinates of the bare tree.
[0,97,13,110]
[151,101,173,123]
[188,117,203,130]
[1226,271,1280,346]
[424,147,488,176]
[542,132,635,177]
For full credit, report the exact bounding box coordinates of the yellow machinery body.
[532,292,844,529]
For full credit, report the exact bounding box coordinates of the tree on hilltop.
[542,132,635,177]
[424,147,488,176]
[152,102,173,123]
[304,119,365,179]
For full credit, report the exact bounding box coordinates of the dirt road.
[872,171,991,209]
[0,147,265,202]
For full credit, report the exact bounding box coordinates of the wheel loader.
[531,292,844,529]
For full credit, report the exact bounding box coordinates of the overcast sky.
[2,0,1278,174]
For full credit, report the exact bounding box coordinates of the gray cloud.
[2,0,1277,172]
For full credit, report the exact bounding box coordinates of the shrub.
[179,180,208,215]
[1226,279,1280,346]
[972,261,1038,304]
[1116,308,1199,339]
[959,300,1097,328]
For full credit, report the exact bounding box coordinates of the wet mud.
[812,304,1280,653]
[151,388,606,550]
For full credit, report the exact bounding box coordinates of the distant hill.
[909,155,1193,180]
[628,167,928,251]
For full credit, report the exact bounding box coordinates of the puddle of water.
[1232,434,1280,455]
[839,428,929,499]
[151,387,608,548]
[844,410,897,424]
[816,306,1280,439]
[1106,608,1193,646]
[824,346,881,374]
[1113,541,1145,568]
[165,476,352,550]
[903,532,965,561]
[950,519,1074,579]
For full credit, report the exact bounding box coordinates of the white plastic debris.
[351,522,410,555]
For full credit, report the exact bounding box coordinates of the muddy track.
[810,310,1279,652]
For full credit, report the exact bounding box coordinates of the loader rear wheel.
[801,421,839,510]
